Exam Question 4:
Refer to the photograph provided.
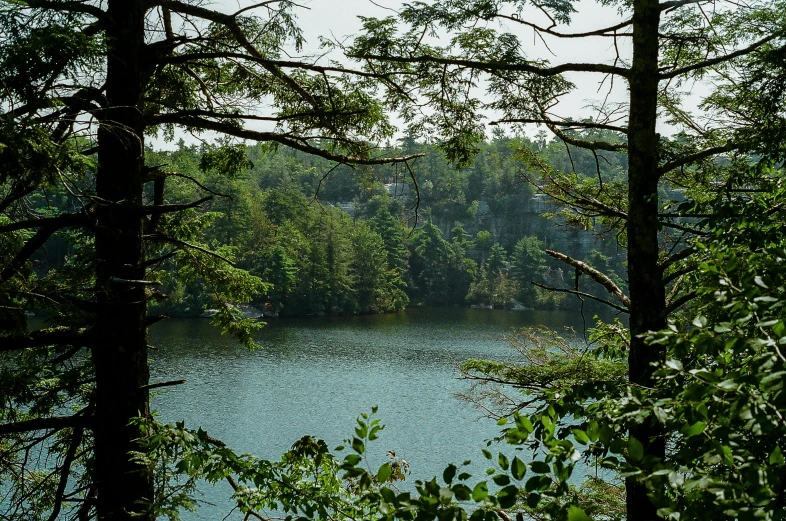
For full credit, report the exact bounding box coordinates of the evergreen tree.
[0,2,420,519]
[351,0,786,517]
[511,236,548,305]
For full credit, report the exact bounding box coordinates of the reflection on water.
[150,307,588,519]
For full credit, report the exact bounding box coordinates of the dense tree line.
[143,138,622,315]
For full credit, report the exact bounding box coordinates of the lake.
[150,307,589,519]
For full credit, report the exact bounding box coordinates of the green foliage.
[510,237,548,305]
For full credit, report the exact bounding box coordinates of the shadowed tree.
[348,1,786,518]
[0,1,421,520]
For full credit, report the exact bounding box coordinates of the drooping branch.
[156,0,322,110]
[1,222,71,284]
[147,114,424,164]
[545,249,631,308]
[532,282,629,313]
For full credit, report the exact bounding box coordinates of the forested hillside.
[141,134,625,316]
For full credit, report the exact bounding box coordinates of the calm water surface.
[150,307,587,519]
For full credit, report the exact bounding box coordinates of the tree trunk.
[92,1,154,519]
[626,0,666,519]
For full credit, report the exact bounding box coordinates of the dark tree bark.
[626,0,667,518]
[92,1,154,519]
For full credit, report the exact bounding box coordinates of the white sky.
[158,0,684,149]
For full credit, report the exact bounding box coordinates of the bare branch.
[546,249,631,308]
[659,34,778,79]
[532,282,629,313]
[494,14,633,39]
[657,143,738,176]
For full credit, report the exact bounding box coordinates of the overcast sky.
[156,0,643,149]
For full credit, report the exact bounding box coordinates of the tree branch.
[22,0,106,19]
[0,412,90,436]
[490,117,627,133]
[0,212,89,234]
[545,249,631,308]
[147,114,424,164]
[493,14,633,39]
[532,282,629,313]
[663,290,697,317]
[46,427,84,521]
[353,53,630,79]
[139,196,213,216]
[144,234,237,266]
[657,143,738,176]
[0,328,89,354]
[659,34,778,79]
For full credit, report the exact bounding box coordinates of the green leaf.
[572,429,590,445]
[511,456,527,480]
[351,437,365,454]
[380,486,396,504]
[586,421,599,442]
[344,454,362,466]
[680,421,707,437]
[497,452,509,470]
[492,474,510,486]
[516,415,534,434]
[377,462,392,483]
[628,437,644,461]
[496,417,508,426]
[471,481,489,502]
[770,445,784,465]
[665,359,683,371]
[529,461,550,474]
[497,485,519,508]
[482,448,493,460]
[443,464,457,484]
[452,483,471,501]
[568,506,591,521]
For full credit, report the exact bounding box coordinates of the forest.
[142,136,624,317]
[1,0,785,521]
